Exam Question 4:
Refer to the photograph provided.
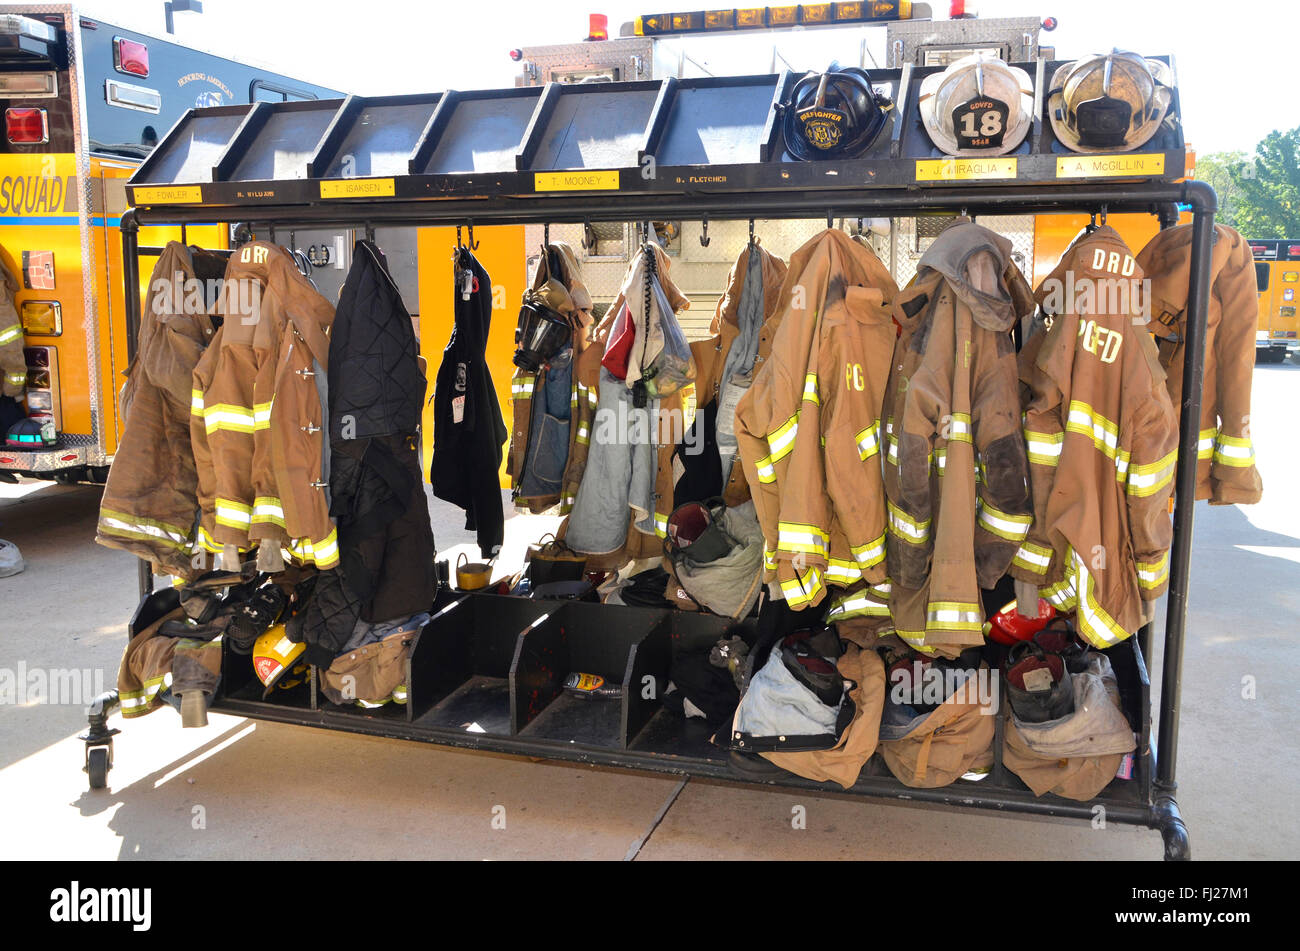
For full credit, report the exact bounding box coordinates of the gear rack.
[92,70,1211,861]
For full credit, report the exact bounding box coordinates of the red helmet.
[984,598,1056,646]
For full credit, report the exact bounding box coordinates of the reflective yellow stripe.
[763,547,777,572]
[850,532,886,567]
[1041,576,1077,611]
[754,453,777,484]
[1212,433,1255,468]
[196,525,223,554]
[948,412,972,443]
[214,498,252,529]
[190,389,205,414]
[1025,428,1064,466]
[251,496,285,527]
[1068,550,1130,648]
[201,403,257,434]
[0,322,22,344]
[780,566,823,608]
[512,374,536,397]
[766,412,800,463]
[926,601,983,633]
[777,521,829,556]
[575,422,590,446]
[826,584,892,619]
[1012,540,1053,575]
[1127,448,1177,496]
[976,500,1032,542]
[825,559,863,585]
[97,508,191,550]
[887,500,930,544]
[654,513,669,539]
[1065,400,1132,475]
[1136,552,1170,590]
[1197,426,1217,460]
[801,373,819,405]
[894,629,936,654]
[856,421,881,461]
[290,528,340,569]
[253,401,273,431]
[5,372,26,384]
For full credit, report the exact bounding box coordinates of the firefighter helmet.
[984,598,1056,646]
[4,416,54,449]
[783,67,892,161]
[252,624,308,691]
[1047,51,1174,153]
[918,52,1034,157]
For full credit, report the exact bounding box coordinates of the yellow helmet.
[252,624,308,691]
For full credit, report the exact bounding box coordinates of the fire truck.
[1248,238,1299,363]
[0,5,340,483]
[502,4,1190,341]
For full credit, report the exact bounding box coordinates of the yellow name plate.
[319,178,395,198]
[1056,153,1165,178]
[132,185,203,204]
[534,170,620,192]
[914,158,1017,182]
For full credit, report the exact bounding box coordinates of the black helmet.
[782,67,891,161]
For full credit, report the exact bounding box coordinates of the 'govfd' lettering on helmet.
[1077,319,1123,364]
[1091,247,1136,277]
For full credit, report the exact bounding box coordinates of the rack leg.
[1153,787,1191,861]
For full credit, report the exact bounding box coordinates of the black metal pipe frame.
[117,178,1215,838]
[120,210,154,599]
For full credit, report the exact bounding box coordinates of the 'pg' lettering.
[239,245,269,264]
[845,363,865,391]
[1091,247,1136,277]
[1078,319,1123,364]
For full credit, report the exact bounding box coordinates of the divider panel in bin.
[516,602,670,749]
[406,594,554,735]
[216,637,314,711]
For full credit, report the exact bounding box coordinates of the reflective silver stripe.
[1013,544,1052,568]
[99,514,188,546]
[0,323,21,344]
[856,423,881,460]
[824,562,861,584]
[976,502,1032,541]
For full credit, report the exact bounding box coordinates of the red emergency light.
[5,107,48,145]
[1288,245,1300,258]
[114,37,149,77]
[587,13,609,40]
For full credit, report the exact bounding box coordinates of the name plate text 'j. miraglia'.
[914,158,1017,182]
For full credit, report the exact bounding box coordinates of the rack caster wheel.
[86,745,111,790]
[81,690,121,792]
[1153,793,1191,861]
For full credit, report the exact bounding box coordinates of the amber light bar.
[636,2,914,36]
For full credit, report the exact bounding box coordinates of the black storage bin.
[518,601,671,750]
[406,594,557,735]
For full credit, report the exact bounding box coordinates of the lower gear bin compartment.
[406,594,557,735]
[516,601,671,750]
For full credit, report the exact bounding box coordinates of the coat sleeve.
[1123,337,1178,601]
[0,263,24,398]
[1009,327,1063,587]
[1207,230,1264,504]
[970,328,1034,589]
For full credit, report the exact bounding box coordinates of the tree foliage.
[1224,127,1300,238]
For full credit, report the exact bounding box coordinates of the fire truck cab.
[1248,239,1300,363]
[0,5,340,483]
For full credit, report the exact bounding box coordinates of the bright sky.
[77,0,1291,155]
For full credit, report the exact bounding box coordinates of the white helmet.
[918,53,1034,157]
[1047,51,1174,153]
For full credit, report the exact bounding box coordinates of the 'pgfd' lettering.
[1078,319,1123,364]
[1091,247,1136,277]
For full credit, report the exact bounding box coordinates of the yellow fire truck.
[1248,238,1299,363]
[0,6,339,483]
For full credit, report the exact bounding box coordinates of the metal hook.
[466,220,479,250]
[699,214,710,247]
[581,219,595,251]
[748,219,756,247]
[1099,204,1108,225]
[827,210,834,231]
[364,222,375,244]
[543,222,550,247]
[456,225,463,250]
